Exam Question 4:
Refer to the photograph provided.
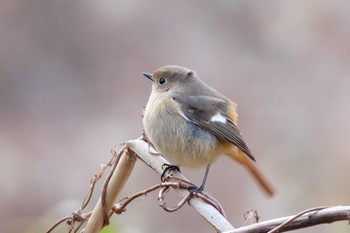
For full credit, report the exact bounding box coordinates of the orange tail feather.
[227,148,275,197]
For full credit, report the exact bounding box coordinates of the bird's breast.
[143,96,220,168]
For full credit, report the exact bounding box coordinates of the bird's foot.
[161,164,181,182]
[188,184,204,195]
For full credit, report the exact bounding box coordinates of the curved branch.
[47,137,350,233]
[84,146,137,233]
[127,139,235,232]
[227,205,350,233]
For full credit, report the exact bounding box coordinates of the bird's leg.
[188,165,211,194]
[161,164,181,182]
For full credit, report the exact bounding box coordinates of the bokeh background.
[1,1,350,232]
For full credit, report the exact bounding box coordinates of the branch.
[47,137,350,233]
[84,146,136,233]
[226,205,350,233]
[127,139,235,232]
[82,138,234,233]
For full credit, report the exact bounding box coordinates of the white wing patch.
[210,112,227,123]
[179,110,190,121]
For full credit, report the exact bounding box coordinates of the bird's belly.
[145,114,220,168]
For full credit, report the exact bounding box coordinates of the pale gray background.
[1,1,350,232]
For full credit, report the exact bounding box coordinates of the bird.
[142,65,274,196]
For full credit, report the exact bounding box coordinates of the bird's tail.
[226,148,275,197]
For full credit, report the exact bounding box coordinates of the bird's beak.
[142,72,153,81]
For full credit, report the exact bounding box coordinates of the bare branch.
[82,145,121,210]
[47,137,350,233]
[226,206,350,233]
[113,181,184,214]
[127,138,235,232]
[84,145,136,233]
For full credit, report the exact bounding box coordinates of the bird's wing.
[173,95,255,161]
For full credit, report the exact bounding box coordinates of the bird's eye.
[159,78,166,85]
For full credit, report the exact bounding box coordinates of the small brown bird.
[142,65,274,196]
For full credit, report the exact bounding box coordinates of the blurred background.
[1,0,350,232]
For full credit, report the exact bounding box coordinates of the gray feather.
[173,95,255,161]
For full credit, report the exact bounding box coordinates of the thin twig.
[127,138,235,232]
[81,144,122,210]
[47,137,350,233]
[267,206,330,233]
[113,181,183,214]
[228,206,350,233]
[46,216,71,233]
[84,145,137,233]
[158,186,192,212]
[197,191,227,218]
[101,145,125,225]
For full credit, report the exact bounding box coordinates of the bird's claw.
[161,164,181,182]
[188,185,204,195]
